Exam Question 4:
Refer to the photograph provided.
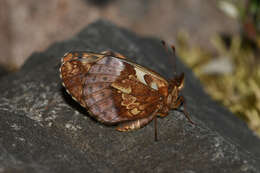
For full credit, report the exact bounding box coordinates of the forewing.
[110,62,164,119]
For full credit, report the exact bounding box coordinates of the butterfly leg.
[173,96,195,125]
[101,50,126,59]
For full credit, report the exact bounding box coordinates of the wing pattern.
[60,51,166,124]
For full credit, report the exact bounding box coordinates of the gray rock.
[0,20,259,173]
[0,66,8,79]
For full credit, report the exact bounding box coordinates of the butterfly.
[60,41,194,141]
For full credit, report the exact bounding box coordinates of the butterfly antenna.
[161,40,177,77]
[171,45,177,77]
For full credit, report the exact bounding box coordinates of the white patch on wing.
[134,67,147,86]
[111,56,168,90]
[134,67,159,90]
[151,82,158,90]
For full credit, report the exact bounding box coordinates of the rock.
[0,20,259,173]
[0,65,8,78]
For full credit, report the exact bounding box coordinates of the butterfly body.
[60,44,194,140]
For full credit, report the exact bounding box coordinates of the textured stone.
[0,20,259,173]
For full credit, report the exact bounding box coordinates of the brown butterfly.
[60,41,194,141]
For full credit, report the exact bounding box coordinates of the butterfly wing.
[60,51,169,124]
[60,51,104,107]
[110,62,168,120]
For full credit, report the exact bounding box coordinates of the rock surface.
[0,66,8,79]
[0,20,259,173]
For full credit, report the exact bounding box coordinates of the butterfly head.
[166,73,185,109]
[173,72,184,91]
